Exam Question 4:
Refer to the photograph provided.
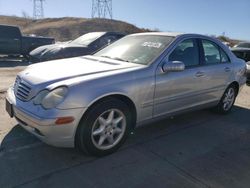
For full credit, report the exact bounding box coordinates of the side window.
[97,35,117,48]
[220,49,230,63]
[202,40,221,64]
[169,39,199,67]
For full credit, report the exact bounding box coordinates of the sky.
[0,0,249,40]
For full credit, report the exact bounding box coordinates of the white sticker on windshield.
[142,42,162,48]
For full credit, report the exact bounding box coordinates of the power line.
[33,0,45,19]
[92,0,112,19]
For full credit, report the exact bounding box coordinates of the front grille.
[14,76,32,101]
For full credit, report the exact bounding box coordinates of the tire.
[75,98,132,156]
[214,85,237,114]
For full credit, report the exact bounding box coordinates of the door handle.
[195,71,205,77]
[224,67,231,72]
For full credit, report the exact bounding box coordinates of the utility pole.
[33,0,45,19]
[92,0,112,19]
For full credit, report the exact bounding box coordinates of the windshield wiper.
[100,55,112,59]
[100,55,130,63]
[112,57,130,63]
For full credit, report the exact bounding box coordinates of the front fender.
[55,67,155,123]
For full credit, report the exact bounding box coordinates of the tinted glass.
[96,35,119,48]
[232,51,245,60]
[202,40,220,64]
[233,51,250,62]
[95,35,174,65]
[169,39,199,67]
[0,26,20,38]
[246,52,250,62]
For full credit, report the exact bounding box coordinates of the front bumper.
[6,87,86,148]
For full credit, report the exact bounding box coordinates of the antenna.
[33,0,45,19]
[92,0,112,19]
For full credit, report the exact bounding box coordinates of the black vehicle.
[29,32,125,63]
[0,25,55,58]
[233,42,250,49]
[231,47,250,85]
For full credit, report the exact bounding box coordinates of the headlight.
[33,90,49,105]
[33,87,68,109]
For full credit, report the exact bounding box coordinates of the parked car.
[231,47,250,85]
[233,42,250,49]
[29,32,125,63]
[0,25,55,58]
[6,33,246,156]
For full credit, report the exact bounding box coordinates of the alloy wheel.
[91,109,126,150]
[222,87,235,111]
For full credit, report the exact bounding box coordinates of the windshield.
[71,32,105,46]
[235,43,250,48]
[94,35,174,65]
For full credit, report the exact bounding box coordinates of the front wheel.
[214,85,237,114]
[75,98,132,156]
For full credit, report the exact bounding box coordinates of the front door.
[153,38,206,117]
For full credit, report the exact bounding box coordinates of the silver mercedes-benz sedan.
[6,32,246,156]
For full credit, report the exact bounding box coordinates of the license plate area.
[5,99,14,118]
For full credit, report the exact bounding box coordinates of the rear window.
[0,26,20,38]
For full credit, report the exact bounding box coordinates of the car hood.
[30,43,87,57]
[20,56,144,86]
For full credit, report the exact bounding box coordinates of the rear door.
[0,26,21,55]
[199,39,233,100]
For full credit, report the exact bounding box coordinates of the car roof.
[130,32,183,37]
[90,31,125,37]
[130,32,211,39]
[0,24,18,28]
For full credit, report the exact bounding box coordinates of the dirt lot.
[0,60,250,188]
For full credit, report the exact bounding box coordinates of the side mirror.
[162,61,185,72]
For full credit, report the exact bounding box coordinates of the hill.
[0,15,243,46]
[0,16,149,41]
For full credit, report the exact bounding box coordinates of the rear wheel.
[214,85,237,114]
[75,98,132,156]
